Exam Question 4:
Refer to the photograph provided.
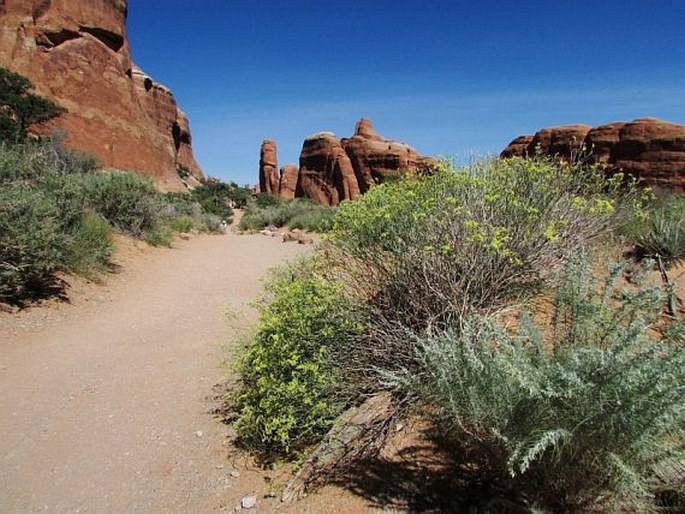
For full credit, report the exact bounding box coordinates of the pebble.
[240,496,257,509]
[195,430,203,438]
[230,470,240,478]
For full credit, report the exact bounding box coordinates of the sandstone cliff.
[259,118,434,206]
[0,0,203,191]
[502,118,685,193]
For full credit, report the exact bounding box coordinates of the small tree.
[0,67,65,143]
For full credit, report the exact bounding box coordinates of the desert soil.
[0,227,379,513]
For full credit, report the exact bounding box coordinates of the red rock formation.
[529,124,592,159]
[502,118,685,193]
[608,118,685,193]
[174,108,202,185]
[0,0,203,191]
[278,164,298,200]
[258,118,434,205]
[342,118,435,193]
[297,132,360,206]
[259,139,279,196]
[500,135,534,158]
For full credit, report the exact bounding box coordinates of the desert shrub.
[169,215,194,233]
[200,213,222,233]
[64,211,113,276]
[0,185,65,300]
[626,195,685,264]
[330,156,634,331]
[287,205,336,232]
[234,258,359,458]
[240,197,335,232]
[391,255,684,512]
[253,192,282,209]
[79,171,165,237]
[162,192,225,234]
[144,227,173,247]
[226,181,252,208]
[0,141,31,182]
[190,180,235,220]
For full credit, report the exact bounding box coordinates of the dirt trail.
[0,231,318,512]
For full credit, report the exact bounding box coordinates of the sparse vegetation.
[239,195,335,232]
[626,195,685,265]
[189,178,252,220]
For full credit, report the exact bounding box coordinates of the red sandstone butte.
[342,118,435,193]
[502,118,685,193]
[0,0,203,191]
[259,118,434,205]
[297,132,360,206]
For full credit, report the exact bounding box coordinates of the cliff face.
[0,0,203,191]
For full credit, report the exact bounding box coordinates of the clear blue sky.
[127,1,685,186]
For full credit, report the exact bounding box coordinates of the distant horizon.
[127,1,685,186]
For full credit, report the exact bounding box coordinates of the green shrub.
[190,180,236,220]
[253,192,282,209]
[239,197,335,233]
[79,171,165,238]
[0,185,65,301]
[0,136,98,186]
[145,227,173,247]
[169,215,195,233]
[234,258,359,458]
[330,156,635,331]
[200,213,222,233]
[64,211,113,276]
[287,206,335,232]
[627,195,685,264]
[392,255,684,512]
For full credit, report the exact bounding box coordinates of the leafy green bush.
[627,195,685,264]
[0,138,192,302]
[144,227,173,247]
[79,171,165,238]
[239,197,335,233]
[190,180,236,220]
[253,192,282,209]
[0,137,98,185]
[392,256,684,512]
[287,207,336,232]
[169,215,195,233]
[330,156,634,331]
[64,211,113,276]
[0,186,65,300]
[234,258,359,458]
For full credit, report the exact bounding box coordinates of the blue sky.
[127,1,685,185]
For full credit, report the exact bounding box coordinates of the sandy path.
[0,232,310,513]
